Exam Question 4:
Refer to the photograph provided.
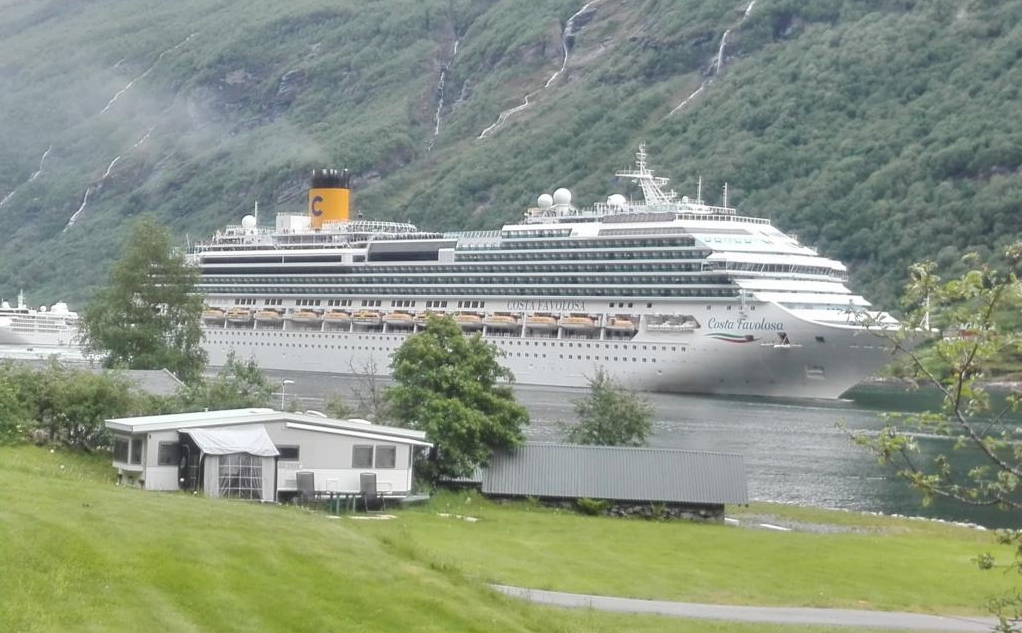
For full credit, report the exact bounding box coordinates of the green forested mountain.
[0,0,1019,308]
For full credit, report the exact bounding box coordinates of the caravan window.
[375,446,396,469]
[157,442,180,466]
[352,445,374,469]
[129,438,143,465]
[113,437,129,463]
[277,446,300,461]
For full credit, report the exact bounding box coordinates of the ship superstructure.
[192,147,898,398]
[0,290,80,346]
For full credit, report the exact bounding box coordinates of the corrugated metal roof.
[480,442,747,505]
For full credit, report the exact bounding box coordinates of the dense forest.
[0,0,1019,309]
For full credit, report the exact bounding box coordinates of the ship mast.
[615,143,677,206]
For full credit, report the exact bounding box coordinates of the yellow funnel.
[309,168,350,229]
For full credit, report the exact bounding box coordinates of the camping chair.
[359,472,384,512]
[296,471,316,505]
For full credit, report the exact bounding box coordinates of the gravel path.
[493,585,1000,631]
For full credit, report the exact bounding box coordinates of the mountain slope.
[0,0,1019,307]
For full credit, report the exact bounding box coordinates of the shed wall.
[481,443,747,504]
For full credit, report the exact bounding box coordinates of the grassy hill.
[1,445,1017,632]
[0,0,1019,307]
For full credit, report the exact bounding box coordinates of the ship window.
[816,336,825,343]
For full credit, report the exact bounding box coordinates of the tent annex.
[105,409,431,503]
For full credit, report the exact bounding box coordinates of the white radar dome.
[607,193,627,207]
[537,193,554,208]
[681,196,690,204]
[552,188,572,206]
[241,215,257,229]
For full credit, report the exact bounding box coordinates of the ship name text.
[706,317,785,331]
[508,299,587,312]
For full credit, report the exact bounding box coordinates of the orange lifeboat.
[254,309,283,324]
[525,314,558,331]
[352,310,383,327]
[202,307,226,325]
[605,316,637,333]
[322,310,352,327]
[225,306,253,325]
[483,313,519,330]
[559,315,595,332]
[384,311,415,328]
[455,313,484,330]
[289,309,322,324]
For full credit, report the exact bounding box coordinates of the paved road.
[492,585,1001,631]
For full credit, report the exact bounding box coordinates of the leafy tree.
[387,315,528,483]
[561,367,654,447]
[80,216,207,383]
[852,243,1022,630]
[0,360,143,450]
[175,352,275,411]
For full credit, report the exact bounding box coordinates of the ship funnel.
[309,168,350,229]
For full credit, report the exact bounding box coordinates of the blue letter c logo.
[311,195,324,216]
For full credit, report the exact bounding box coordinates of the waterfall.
[101,33,196,114]
[479,0,605,139]
[0,145,53,208]
[666,0,757,116]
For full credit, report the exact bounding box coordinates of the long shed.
[479,442,747,519]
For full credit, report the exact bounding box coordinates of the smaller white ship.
[0,291,80,347]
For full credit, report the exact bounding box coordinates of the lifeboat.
[525,314,558,331]
[483,314,519,331]
[225,306,253,325]
[254,309,283,324]
[352,310,383,327]
[289,309,322,325]
[384,311,415,328]
[322,310,352,327]
[455,313,484,330]
[559,315,595,332]
[202,307,226,324]
[605,316,637,333]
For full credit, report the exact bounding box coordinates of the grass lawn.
[343,491,1017,616]
[1,445,1015,632]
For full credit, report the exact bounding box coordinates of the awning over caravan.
[183,425,279,457]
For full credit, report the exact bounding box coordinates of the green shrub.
[576,497,610,516]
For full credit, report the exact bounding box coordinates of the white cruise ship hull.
[0,318,79,347]
[202,303,894,399]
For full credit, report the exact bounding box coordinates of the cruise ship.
[0,291,80,346]
[193,146,901,399]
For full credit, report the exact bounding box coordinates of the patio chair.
[359,472,384,512]
[296,471,316,505]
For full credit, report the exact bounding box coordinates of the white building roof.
[105,409,429,444]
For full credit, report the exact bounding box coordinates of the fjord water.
[515,383,1022,529]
